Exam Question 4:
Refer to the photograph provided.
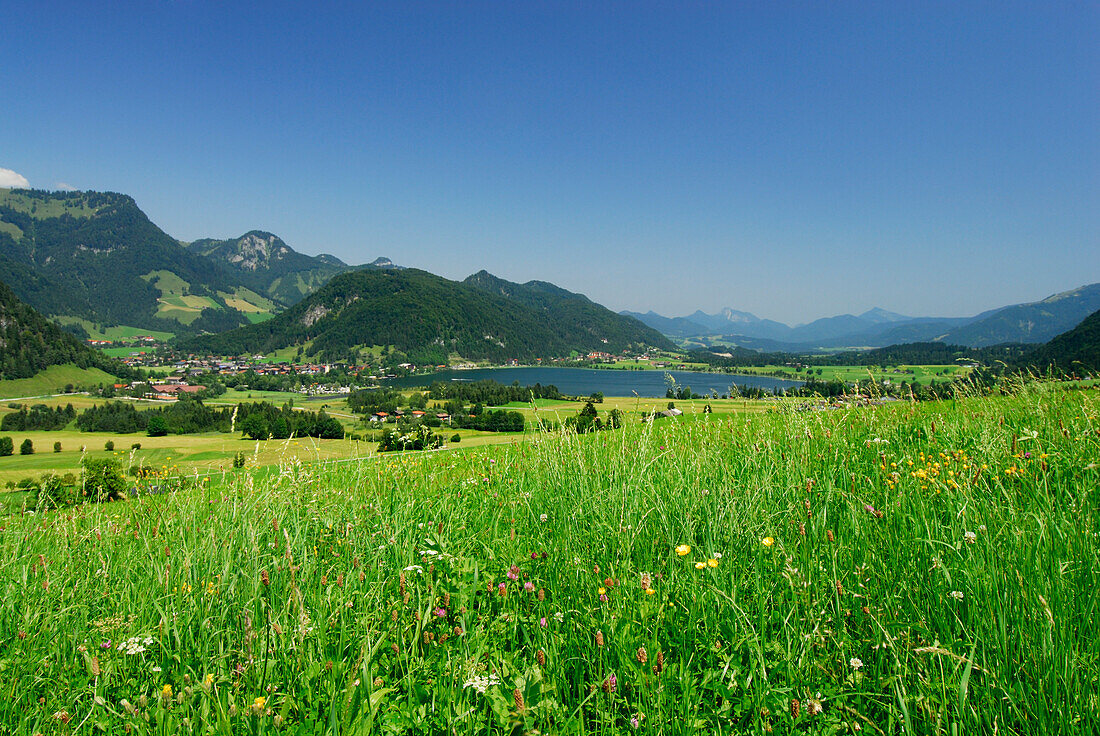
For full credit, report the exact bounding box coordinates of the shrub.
[104,440,115,452]
[131,443,141,450]
[450,433,461,443]
[0,436,14,456]
[20,439,33,455]
[35,474,78,511]
[53,441,62,453]
[233,451,247,469]
[81,457,128,503]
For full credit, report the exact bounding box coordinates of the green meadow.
[0,382,1096,734]
[0,365,117,400]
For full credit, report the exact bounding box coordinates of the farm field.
[1,384,1096,733]
[731,364,970,386]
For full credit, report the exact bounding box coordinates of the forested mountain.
[0,278,134,381]
[183,268,672,362]
[462,271,674,350]
[937,284,1100,348]
[0,189,371,337]
[186,231,349,305]
[0,189,259,334]
[1024,309,1100,372]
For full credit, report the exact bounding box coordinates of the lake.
[380,366,802,398]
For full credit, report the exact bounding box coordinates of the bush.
[131,443,141,450]
[450,433,461,443]
[35,475,78,511]
[53,441,62,453]
[104,440,115,452]
[81,457,128,503]
[0,436,12,456]
[20,439,33,455]
[233,451,247,469]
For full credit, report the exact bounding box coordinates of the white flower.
[950,590,964,601]
[849,657,863,670]
[553,611,564,623]
[540,514,548,523]
[963,531,977,544]
[462,674,501,694]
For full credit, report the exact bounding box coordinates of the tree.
[20,439,34,455]
[270,416,290,440]
[240,414,269,441]
[0,436,12,456]
[104,440,114,451]
[146,414,168,437]
[53,441,62,453]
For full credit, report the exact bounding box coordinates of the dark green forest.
[0,278,136,381]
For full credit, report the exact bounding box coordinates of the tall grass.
[1,385,1097,734]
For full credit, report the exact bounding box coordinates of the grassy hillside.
[0,364,116,400]
[0,385,1095,732]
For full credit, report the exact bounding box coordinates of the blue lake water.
[380,366,801,398]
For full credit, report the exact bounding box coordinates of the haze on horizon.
[2,2,1096,325]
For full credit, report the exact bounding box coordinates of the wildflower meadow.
[1,383,1097,734]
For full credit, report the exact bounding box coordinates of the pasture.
[0,383,1096,733]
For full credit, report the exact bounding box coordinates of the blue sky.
[3,1,1096,324]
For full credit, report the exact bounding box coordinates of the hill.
[463,271,673,350]
[183,267,673,362]
[0,277,134,383]
[1024,308,1100,372]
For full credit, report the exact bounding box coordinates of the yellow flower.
[694,561,706,569]
[675,544,691,556]
[161,684,173,700]
[253,696,266,709]
[645,587,656,595]
[707,558,719,568]
[762,536,775,547]
[597,587,607,596]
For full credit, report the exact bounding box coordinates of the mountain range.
[183,268,673,363]
[0,189,384,337]
[624,283,1100,350]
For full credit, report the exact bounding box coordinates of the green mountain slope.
[1024,309,1100,372]
[186,231,349,305]
[463,270,675,351]
[938,284,1100,348]
[0,189,258,334]
[183,268,672,362]
[0,277,134,382]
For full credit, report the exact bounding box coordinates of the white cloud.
[0,167,30,189]
[55,182,77,191]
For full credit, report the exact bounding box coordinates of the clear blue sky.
[3,1,1096,324]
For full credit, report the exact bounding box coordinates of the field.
[0,383,1096,734]
[51,319,177,343]
[0,365,117,400]
[730,365,970,386]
